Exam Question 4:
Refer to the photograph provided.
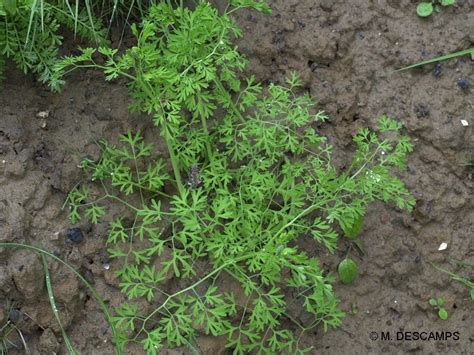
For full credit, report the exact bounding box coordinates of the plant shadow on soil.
[0,0,473,353]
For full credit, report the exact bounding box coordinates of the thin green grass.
[0,318,31,355]
[0,242,123,355]
[25,0,108,45]
[0,322,16,355]
[26,0,151,41]
[1,0,152,85]
[431,262,474,301]
[40,254,77,355]
[396,47,474,71]
[13,326,30,355]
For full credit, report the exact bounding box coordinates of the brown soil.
[1,0,473,354]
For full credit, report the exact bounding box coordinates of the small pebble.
[438,242,448,251]
[457,79,470,90]
[36,111,49,119]
[66,228,84,243]
[432,64,442,77]
[320,0,335,11]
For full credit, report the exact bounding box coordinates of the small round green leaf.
[441,0,455,6]
[438,308,448,320]
[436,297,445,306]
[428,298,437,306]
[338,258,358,284]
[416,2,433,17]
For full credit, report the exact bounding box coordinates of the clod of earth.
[38,328,60,354]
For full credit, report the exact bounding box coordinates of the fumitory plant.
[55,1,415,353]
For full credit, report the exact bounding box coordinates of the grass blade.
[40,254,77,355]
[74,0,79,37]
[14,327,31,354]
[83,0,100,44]
[40,0,44,32]
[25,0,38,45]
[396,47,474,71]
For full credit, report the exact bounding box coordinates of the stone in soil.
[457,79,470,90]
[66,227,84,243]
[432,64,442,77]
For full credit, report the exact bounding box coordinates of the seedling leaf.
[438,308,448,320]
[416,3,433,17]
[338,258,358,284]
[440,0,455,6]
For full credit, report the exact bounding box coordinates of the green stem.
[138,253,253,334]
[133,72,186,196]
[200,112,214,162]
[163,125,185,196]
[41,255,77,355]
[214,79,246,123]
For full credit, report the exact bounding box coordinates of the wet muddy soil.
[1,0,473,354]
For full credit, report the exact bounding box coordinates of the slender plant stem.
[163,126,185,196]
[41,255,77,355]
[214,79,246,123]
[133,74,186,196]
[200,112,214,162]
[138,253,253,333]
